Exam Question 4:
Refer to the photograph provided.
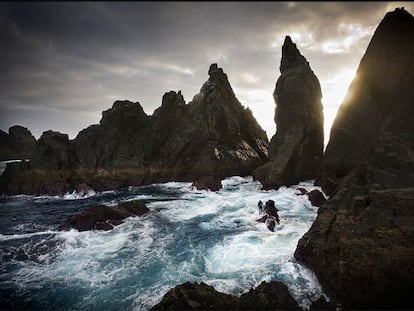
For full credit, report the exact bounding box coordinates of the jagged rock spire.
[253,36,323,189]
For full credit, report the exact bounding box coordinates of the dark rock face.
[239,281,300,310]
[253,36,323,190]
[295,8,414,309]
[306,190,326,207]
[0,64,268,195]
[309,296,336,310]
[149,282,238,311]
[192,176,222,192]
[149,281,300,310]
[31,130,72,170]
[58,201,149,231]
[0,125,36,160]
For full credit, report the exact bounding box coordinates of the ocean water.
[0,175,326,310]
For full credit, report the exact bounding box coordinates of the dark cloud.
[0,2,412,139]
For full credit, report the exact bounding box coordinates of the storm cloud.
[1,2,412,140]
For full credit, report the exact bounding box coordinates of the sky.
[1,2,413,144]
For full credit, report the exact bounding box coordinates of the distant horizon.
[1,2,413,143]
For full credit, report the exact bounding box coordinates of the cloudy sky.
[1,2,412,143]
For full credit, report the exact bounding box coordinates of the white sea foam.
[1,175,327,310]
[63,189,97,200]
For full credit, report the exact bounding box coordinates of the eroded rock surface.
[253,36,323,189]
[0,64,268,195]
[295,8,414,309]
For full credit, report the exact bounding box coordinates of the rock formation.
[295,8,414,309]
[253,36,324,190]
[0,64,268,195]
[0,125,36,160]
[58,201,149,231]
[149,281,300,310]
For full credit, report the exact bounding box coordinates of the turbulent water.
[0,175,326,310]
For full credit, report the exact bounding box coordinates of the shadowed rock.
[253,36,323,190]
[239,281,300,310]
[192,176,222,191]
[0,125,36,161]
[149,281,300,310]
[0,64,268,195]
[295,7,414,309]
[309,296,336,310]
[58,200,149,232]
[306,190,326,207]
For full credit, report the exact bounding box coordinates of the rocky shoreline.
[1,7,413,311]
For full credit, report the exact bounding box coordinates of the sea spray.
[0,176,325,310]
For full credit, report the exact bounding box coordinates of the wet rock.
[149,282,238,310]
[150,281,300,310]
[58,200,149,232]
[192,176,222,191]
[295,7,414,309]
[306,190,326,207]
[253,36,323,190]
[73,183,94,196]
[295,187,308,195]
[239,281,300,310]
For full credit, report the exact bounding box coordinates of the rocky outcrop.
[58,201,149,231]
[309,296,336,310]
[238,281,300,310]
[149,282,239,311]
[0,64,268,195]
[306,190,326,207]
[295,8,414,309]
[253,36,323,190]
[0,125,36,160]
[149,281,300,310]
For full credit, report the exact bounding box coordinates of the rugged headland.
[295,7,414,309]
[1,6,413,311]
[0,64,268,195]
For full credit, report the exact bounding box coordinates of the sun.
[321,69,356,145]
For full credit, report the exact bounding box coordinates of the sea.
[0,162,326,310]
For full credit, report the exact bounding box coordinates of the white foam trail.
[0,230,57,242]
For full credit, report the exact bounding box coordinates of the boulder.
[295,7,414,309]
[58,200,149,231]
[253,36,324,190]
[306,190,326,207]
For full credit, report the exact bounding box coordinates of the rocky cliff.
[253,36,324,189]
[0,64,268,195]
[295,8,414,309]
[0,125,36,160]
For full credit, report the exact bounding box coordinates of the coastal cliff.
[295,8,414,309]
